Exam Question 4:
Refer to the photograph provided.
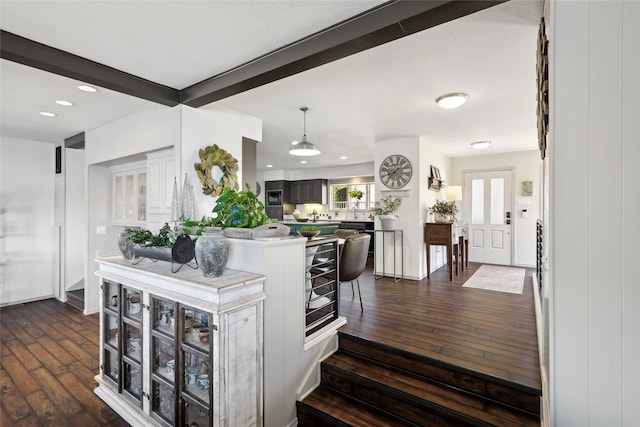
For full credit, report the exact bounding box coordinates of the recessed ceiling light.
[470,141,491,150]
[339,156,348,160]
[435,92,468,109]
[78,85,97,92]
[56,100,74,106]
[266,164,273,168]
[300,160,308,164]
[39,111,57,117]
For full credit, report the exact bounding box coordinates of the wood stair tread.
[298,385,412,427]
[338,332,541,415]
[324,351,539,427]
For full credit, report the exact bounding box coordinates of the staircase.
[66,288,84,311]
[297,332,541,426]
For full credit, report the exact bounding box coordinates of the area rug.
[462,265,525,294]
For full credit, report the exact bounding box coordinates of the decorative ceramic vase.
[195,232,229,278]
[118,231,135,260]
[434,213,451,223]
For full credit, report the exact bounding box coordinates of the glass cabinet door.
[181,306,212,419]
[121,286,143,407]
[123,288,142,320]
[102,280,120,386]
[150,296,178,425]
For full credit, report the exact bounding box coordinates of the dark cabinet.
[288,179,326,204]
[265,180,286,191]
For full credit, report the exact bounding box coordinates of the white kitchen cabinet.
[112,161,147,226]
[95,256,265,427]
[146,149,176,216]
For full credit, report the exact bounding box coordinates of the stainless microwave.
[266,190,283,206]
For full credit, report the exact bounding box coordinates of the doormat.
[462,265,525,294]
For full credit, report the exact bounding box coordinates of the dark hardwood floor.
[1,260,540,426]
[339,260,541,394]
[0,299,130,427]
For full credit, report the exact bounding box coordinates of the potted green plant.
[297,225,320,239]
[373,195,402,230]
[123,223,189,263]
[210,184,288,239]
[428,199,459,223]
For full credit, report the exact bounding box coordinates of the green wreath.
[194,144,239,197]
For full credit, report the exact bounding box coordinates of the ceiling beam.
[181,0,506,108]
[1,0,505,110]
[0,30,181,107]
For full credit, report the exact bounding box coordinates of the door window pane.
[471,179,484,224]
[490,178,504,225]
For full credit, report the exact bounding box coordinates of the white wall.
[450,150,541,267]
[419,136,452,276]
[65,148,85,290]
[550,1,640,425]
[0,137,56,305]
[373,136,451,280]
[181,104,262,219]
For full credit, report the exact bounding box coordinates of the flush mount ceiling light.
[435,92,468,109]
[289,106,320,156]
[56,100,74,106]
[471,141,491,150]
[77,84,97,92]
[39,111,57,117]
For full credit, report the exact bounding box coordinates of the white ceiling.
[0,0,542,172]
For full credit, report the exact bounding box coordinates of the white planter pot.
[380,215,398,230]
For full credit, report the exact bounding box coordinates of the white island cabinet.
[94,256,266,427]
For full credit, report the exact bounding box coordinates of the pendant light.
[289,107,320,156]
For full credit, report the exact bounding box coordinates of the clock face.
[379,155,412,189]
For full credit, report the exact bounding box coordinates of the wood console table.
[424,222,464,281]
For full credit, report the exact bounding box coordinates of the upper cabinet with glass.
[112,161,146,226]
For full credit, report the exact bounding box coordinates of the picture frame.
[430,165,441,179]
[521,180,533,197]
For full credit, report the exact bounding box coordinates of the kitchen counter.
[280,221,340,236]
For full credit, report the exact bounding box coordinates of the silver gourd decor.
[195,232,229,278]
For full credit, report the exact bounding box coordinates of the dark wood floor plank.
[37,335,78,366]
[4,339,43,371]
[31,367,84,418]
[58,338,98,370]
[1,354,41,395]
[27,342,69,376]
[25,389,71,427]
[0,366,35,422]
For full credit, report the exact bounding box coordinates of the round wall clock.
[379,154,412,189]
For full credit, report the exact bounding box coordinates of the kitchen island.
[280,221,340,236]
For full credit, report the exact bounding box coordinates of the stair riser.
[339,334,539,415]
[321,365,479,427]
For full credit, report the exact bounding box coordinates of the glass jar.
[195,232,229,278]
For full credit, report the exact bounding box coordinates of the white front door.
[463,169,513,265]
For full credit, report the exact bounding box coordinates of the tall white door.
[463,169,513,265]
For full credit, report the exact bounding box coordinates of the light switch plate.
[96,226,107,235]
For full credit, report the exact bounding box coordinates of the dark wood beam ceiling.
[0,30,181,106]
[181,0,506,107]
[1,0,505,109]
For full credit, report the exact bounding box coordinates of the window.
[329,181,375,212]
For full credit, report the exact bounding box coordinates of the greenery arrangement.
[194,144,239,197]
[209,184,269,228]
[428,200,459,218]
[349,190,364,200]
[298,225,319,232]
[124,223,178,247]
[372,196,402,216]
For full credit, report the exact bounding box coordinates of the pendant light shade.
[289,107,320,156]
